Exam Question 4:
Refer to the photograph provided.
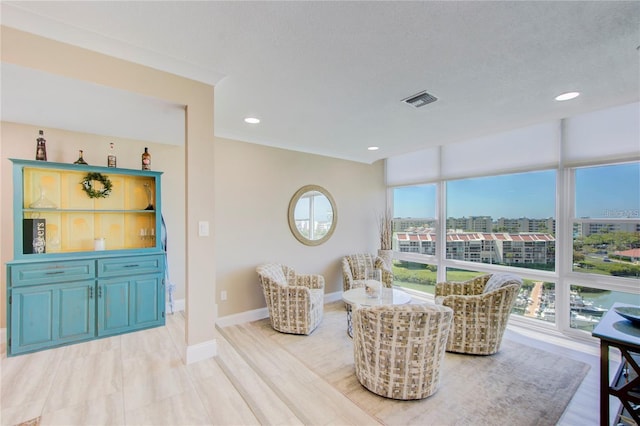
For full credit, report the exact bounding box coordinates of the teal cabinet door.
[97,274,165,336]
[58,282,95,343]
[97,279,131,336]
[11,286,55,354]
[132,274,164,328]
[10,281,95,355]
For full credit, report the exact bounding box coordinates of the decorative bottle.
[74,150,88,165]
[107,142,117,168]
[142,147,151,170]
[35,130,47,161]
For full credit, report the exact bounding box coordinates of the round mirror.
[288,185,337,246]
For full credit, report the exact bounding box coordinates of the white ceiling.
[2,63,186,145]
[2,1,639,164]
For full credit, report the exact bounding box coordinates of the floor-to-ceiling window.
[567,162,640,331]
[447,171,556,269]
[390,163,639,332]
[391,171,559,324]
[391,184,438,294]
[385,103,640,336]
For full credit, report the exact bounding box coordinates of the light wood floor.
[0,304,613,425]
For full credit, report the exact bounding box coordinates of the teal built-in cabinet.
[6,159,165,356]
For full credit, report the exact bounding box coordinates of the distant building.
[393,219,434,233]
[396,231,556,265]
[395,216,636,261]
[444,216,556,234]
[446,216,493,232]
[495,217,555,234]
[579,222,640,237]
[613,248,640,263]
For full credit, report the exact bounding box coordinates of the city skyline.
[394,163,639,220]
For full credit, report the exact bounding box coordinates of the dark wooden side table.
[592,303,640,426]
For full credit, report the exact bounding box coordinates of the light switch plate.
[198,220,209,237]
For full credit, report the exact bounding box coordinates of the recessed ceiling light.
[555,92,580,101]
[368,146,379,151]
[244,117,260,124]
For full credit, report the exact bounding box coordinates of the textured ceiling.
[2,1,639,163]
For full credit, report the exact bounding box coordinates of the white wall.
[214,137,386,317]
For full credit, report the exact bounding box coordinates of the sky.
[575,163,640,219]
[393,163,640,220]
[294,191,333,222]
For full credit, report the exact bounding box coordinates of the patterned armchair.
[435,273,522,355]
[256,264,324,335]
[341,253,393,292]
[352,303,453,400]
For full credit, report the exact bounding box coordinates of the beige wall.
[1,26,215,348]
[214,137,385,317]
[0,26,387,340]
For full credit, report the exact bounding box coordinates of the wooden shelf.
[11,158,163,257]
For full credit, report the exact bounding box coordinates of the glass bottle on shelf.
[107,142,117,168]
[144,183,154,210]
[29,186,57,209]
[142,147,151,170]
[74,150,88,165]
[35,130,47,161]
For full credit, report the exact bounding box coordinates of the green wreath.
[81,172,112,198]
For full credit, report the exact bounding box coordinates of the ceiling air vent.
[402,90,438,108]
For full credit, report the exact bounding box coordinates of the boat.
[570,291,608,316]
[573,305,608,316]
[570,311,600,328]
[540,306,555,322]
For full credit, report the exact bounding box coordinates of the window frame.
[388,160,640,337]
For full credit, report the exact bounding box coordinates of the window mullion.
[556,119,572,331]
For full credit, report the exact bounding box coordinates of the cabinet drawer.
[10,260,95,287]
[97,255,164,278]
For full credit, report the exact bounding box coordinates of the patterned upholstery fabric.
[256,264,324,335]
[352,303,453,400]
[435,274,522,355]
[483,272,522,294]
[341,253,393,292]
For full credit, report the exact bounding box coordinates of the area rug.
[249,301,591,426]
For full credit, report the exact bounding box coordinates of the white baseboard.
[324,291,342,304]
[166,298,185,314]
[185,338,217,364]
[216,291,343,328]
[216,306,269,327]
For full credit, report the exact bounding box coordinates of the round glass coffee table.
[342,287,412,337]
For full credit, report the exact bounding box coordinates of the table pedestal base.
[346,304,353,338]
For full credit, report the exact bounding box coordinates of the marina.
[516,282,616,331]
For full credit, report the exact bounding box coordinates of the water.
[580,289,640,309]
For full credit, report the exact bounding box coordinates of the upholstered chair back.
[256,263,325,335]
[342,253,393,292]
[352,303,453,400]
[435,273,522,355]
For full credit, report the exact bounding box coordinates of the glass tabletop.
[342,287,411,307]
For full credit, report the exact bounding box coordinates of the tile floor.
[0,306,616,426]
[1,312,258,426]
